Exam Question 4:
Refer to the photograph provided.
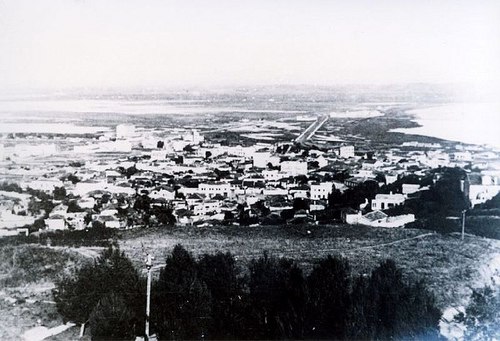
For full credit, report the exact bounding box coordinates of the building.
[199,182,231,198]
[150,188,176,201]
[357,210,415,228]
[26,179,64,193]
[310,182,334,200]
[116,124,136,139]
[45,216,67,230]
[253,151,272,168]
[337,145,355,158]
[280,160,308,176]
[193,200,221,215]
[183,129,204,144]
[262,170,285,181]
[402,184,421,195]
[371,192,405,210]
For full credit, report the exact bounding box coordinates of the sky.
[0,0,499,90]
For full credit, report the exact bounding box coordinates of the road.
[294,114,329,144]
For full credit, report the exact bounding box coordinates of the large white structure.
[337,145,355,158]
[199,182,232,198]
[26,179,64,193]
[116,124,136,139]
[469,184,500,207]
[371,192,405,210]
[183,129,204,144]
[44,217,67,230]
[193,200,221,215]
[280,160,308,176]
[262,170,285,181]
[13,144,57,158]
[253,151,271,168]
[310,182,334,200]
[357,210,415,228]
[402,184,421,195]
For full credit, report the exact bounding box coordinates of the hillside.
[1,225,500,339]
[119,224,500,309]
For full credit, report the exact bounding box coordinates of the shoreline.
[390,103,500,149]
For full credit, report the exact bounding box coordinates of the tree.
[183,144,195,153]
[64,174,81,184]
[53,246,144,337]
[30,218,46,233]
[293,198,309,211]
[361,259,441,340]
[457,286,500,340]
[197,252,246,339]
[153,204,176,226]
[153,245,211,340]
[306,255,351,339]
[247,253,307,339]
[53,186,67,201]
[157,140,164,149]
[89,293,137,340]
[67,200,84,213]
[125,166,138,179]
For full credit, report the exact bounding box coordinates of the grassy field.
[119,224,500,310]
[0,245,92,340]
[1,224,499,339]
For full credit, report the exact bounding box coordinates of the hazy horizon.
[1,0,499,93]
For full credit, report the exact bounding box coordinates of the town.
[1,109,499,237]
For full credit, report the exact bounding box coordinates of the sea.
[391,102,500,149]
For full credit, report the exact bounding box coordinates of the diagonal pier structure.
[294,114,329,144]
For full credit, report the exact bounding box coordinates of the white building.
[371,192,406,210]
[262,170,285,181]
[116,124,136,139]
[193,200,221,215]
[150,150,169,161]
[150,188,176,201]
[454,152,473,162]
[385,174,398,185]
[337,145,355,158]
[253,151,271,168]
[45,216,67,230]
[14,144,57,158]
[263,188,289,196]
[310,182,334,200]
[469,184,500,207]
[26,179,64,193]
[280,161,308,176]
[358,210,415,228]
[402,184,421,195]
[65,212,87,230]
[199,182,231,198]
[183,129,204,144]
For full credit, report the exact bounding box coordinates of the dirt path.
[39,245,103,259]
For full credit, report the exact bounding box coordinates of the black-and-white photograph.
[1,0,499,340]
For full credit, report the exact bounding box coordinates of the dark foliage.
[306,255,351,339]
[53,246,145,337]
[54,245,441,340]
[89,293,137,340]
[153,245,212,340]
[53,186,67,201]
[456,286,500,340]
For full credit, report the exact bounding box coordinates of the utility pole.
[145,253,153,340]
[461,209,466,240]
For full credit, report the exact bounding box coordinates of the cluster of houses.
[1,122,500,235]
